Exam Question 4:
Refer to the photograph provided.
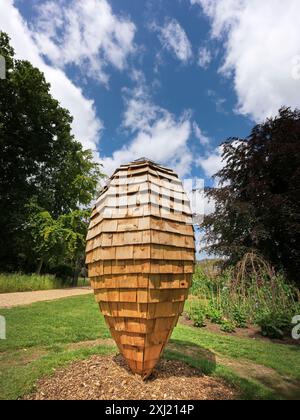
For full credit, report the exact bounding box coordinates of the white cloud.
[193,122,210,146]
[33,0,136,85]
[153,18,193,64]
[196,146,224,178]
[102,73,193,177]
[197,46,212,69]
[192,0,300,122]
[0,0,102,154]
[196,140,243,181]
[102,115,192,177]
[122,71,164,133]
[195,145,224,219]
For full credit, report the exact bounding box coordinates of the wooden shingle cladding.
[86,159,195,378]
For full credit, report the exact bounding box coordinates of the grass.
[0,345,116,400]
[0,295,299,400]
[0,295,109,351]
[164,349,278,400]
[172,324,300,381]
[0,273,63,293]
[0,273,90,293]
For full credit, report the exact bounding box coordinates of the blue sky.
[1,0,300,197]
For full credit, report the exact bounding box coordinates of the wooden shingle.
[86,159,195,378]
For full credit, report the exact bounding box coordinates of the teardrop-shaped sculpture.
[86,159,195,378]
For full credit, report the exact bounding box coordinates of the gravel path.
[0,287,93,308]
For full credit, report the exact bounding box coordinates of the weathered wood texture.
[86,159,195,378]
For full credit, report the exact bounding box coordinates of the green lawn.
[0,295,299,400]
[0,295,109,351]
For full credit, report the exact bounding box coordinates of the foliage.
[0,273,62,293]
[27,204,90,283]
[49,265,74,280]
[256,311,293,340]
[0,273,89,293]
[189,256,299,338]
[188,302,206,328]
[220,320,236,333]
[231,306,248,329]
[0,32,103,273]
[206,305,224,325]
[203,107,300,285]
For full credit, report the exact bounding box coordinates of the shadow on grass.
[166,339,217,375]
[164,339,280,400]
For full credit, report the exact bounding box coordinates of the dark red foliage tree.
[204,107,300,285]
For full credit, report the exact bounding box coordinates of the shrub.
[188,301,206,328]
[206,306,223,325]
[256,311,293,340]
[220,320,236,333]
[189,265,209,296]
[231,306,248,329]
[49,265,74,282]
[190,309,206,328]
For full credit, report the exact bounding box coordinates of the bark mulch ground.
[26,354,237,400]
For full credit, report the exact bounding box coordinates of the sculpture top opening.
[86,158,195,378]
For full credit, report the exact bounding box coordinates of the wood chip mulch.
[25,354,237,400]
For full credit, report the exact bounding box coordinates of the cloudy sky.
[1,0,300,187]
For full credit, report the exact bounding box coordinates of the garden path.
[0,287,92,308]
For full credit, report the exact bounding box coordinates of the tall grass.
[0,273,63,293]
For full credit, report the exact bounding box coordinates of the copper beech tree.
[204,107,300,286]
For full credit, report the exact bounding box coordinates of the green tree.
[56,210,90,286]
[28,205,89,284]
[204,107,300,285]
[0,32,102,272]
[27,207,62,275]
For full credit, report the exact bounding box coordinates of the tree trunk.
[36,257,44,275]
[72,268,80,287]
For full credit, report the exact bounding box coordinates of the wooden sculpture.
[86,158,195,378]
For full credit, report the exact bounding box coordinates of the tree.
[54,210,90,286]
[28,204,89,284]
[0,32,102,272]
[204,107,300,285]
